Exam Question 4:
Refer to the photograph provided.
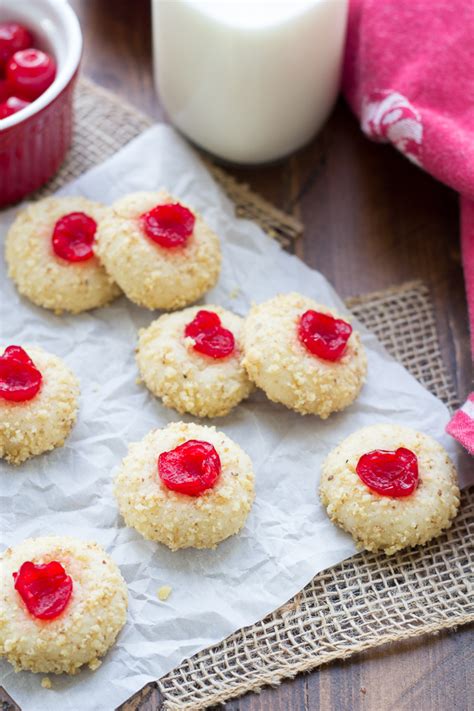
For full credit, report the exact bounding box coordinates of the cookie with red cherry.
[5,196,120,314]
[95,191,221,310]
[0,536,127,674]
[319,423,460,554]
[114,422,255,550]
[136,305,252,418]
[0,345,79,464]
[242,292,367,418]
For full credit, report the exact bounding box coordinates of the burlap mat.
[35,79,473,710]
[151,282,473,711]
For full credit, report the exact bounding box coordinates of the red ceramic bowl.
[0,0,82,207]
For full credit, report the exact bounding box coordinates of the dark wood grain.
[3,1,470,709]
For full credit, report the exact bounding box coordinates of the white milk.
[152,0,348,164]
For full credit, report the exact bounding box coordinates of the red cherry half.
[184,310,235,359]
[52,212,97,262]
[158,439,221,496]
[140,202,195,248]
[0,345,42,402]
[356,447,419,497]
[7,48,56,101]
[13,560,73,620]
[298,310,352,361]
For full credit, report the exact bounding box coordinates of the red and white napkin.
[342,0,474,455]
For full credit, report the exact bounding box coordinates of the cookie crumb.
[157,585,172,601]
[360,687,367,695]
[229,287,240,299]
[41,677,52,689]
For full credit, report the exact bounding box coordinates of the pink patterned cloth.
[446,393,474,456]
[342,0,474,455]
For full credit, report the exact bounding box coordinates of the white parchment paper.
[0,125,470,711]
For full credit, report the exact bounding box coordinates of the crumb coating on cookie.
[5,196,120,314]
[0,536,128,674]
[95,191,221,310]
[136,305,253,418]
[242,292,367,418]
[114,422,255,550]
[319,423,460,554]
[0,346,79,465]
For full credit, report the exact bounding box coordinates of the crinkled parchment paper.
[0,125,469,711]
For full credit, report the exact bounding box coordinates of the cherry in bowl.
[0,22,32,71]
[6,48,56,101]
[0,96,30,120]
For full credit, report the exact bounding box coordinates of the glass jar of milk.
[152,0,348,165]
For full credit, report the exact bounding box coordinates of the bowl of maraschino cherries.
[0,23,56,120]
[0,0,82,208]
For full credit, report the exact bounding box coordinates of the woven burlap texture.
[155,281,473,711]
[40,80,472,711]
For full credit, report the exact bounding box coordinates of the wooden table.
[8,2,473,710]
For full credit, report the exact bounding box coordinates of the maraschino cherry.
[356,447,419,497]
[13,560,73,620]
[7,48,56,101]
[140,202,195,248]
[0,346,42,402]
[0,23,32,71]
[298,310,352,361]
[52,212,98,262]
[158,440,221,496]
[0,96,30,119]
[184,310,235,359]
